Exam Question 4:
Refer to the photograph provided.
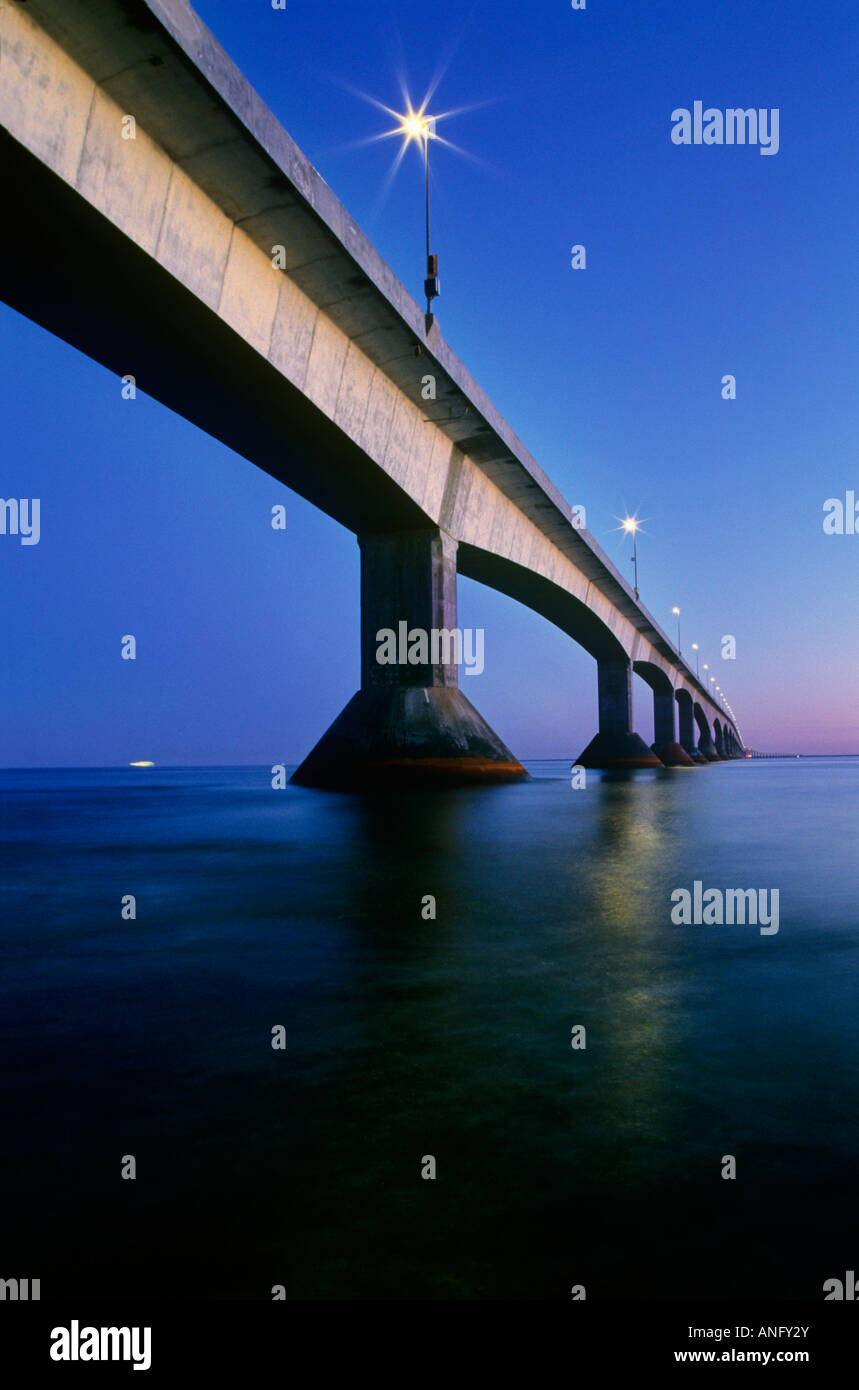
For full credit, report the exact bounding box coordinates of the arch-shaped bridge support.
[634,662,695,766]
[292,528,528,787]
[695,704,721,761]
[714,719,726,758]
[576,660,663,769]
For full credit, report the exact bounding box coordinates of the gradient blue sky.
[2,0,857,764]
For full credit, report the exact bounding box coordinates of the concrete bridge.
[0,0,745,785]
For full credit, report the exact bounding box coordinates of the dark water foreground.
[1,759,857,1301]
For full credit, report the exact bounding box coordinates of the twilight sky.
[2,0,857,764]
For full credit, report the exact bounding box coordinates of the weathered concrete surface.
[291,688,526,788]
[0,0,742,767]
[358,530,459,691]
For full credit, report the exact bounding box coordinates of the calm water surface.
[1,758,857,1299]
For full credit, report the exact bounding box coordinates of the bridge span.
[0,0,744,784]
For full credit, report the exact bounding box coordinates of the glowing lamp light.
[398,110,437,144]
[621,516,640,597]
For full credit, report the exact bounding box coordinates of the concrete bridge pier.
[633,663,695,766]
[577,660,664,769]
[652,687,696,766]
[714,721,726,758]
[695,706,721,761]
[291,528,528,788]
[677,690,707,763]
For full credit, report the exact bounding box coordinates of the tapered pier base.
[576,660,664,768]
[576,731,663,769]
[293,528,527,789]
[291,686,527,789]
[653,741,696,767]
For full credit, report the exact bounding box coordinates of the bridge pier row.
[291,528,527,788]
[576,661,663,769]
[651,689,695,767]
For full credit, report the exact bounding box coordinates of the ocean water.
[1,758,857,1301]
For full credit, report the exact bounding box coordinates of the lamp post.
[672,606,681,654]
[398,110,439,319]
[623,517,639,598]
[692,642,699,678]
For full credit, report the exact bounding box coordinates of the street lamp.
[672,606,681,653]
[691,642,699,678]
[396,108,439,319]
[623,517,639,598]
